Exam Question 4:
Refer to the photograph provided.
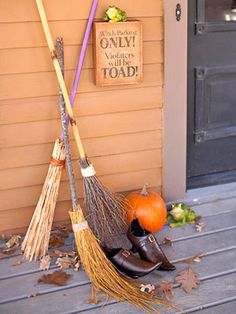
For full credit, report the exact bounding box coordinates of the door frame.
[162,0,188,201]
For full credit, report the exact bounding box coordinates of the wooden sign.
[93,21,143,86]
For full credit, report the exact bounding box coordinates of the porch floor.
[1,192,236,313]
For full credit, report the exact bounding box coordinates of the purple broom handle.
[60,0,99,139]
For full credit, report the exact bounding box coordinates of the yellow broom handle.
[35,0,86,159]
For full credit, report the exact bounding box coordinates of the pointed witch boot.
[127,219,176,271]
[105,248,162,279]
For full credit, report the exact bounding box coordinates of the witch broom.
[22,0,99,261]
[35,0,127,247]
[57,37,171,314]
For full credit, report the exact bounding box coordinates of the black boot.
[127,219,176,271]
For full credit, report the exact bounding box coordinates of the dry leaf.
[49,250,76,258]
[195,216,202,223]
[1,244,18,255]
[65,225,73,233]
[0,252,6,259]
[155,281,174,300]
[161,237,173,247]
[56,256,80,271]
[87,286,102,305]
[195,222,206,232]
[49,234,65,247]
[140,284,155,293]
[175,268,200,293]
[38,270,71,286]
[6,235,21,248]
[184,253,206,264]
[40,255,51,270]
[28,293,39,298]
[12,260,22,267]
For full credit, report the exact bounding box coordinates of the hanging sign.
[93,21,143,86]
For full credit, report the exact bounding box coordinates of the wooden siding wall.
[0,0,164,234]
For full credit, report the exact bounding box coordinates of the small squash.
[126,184,167,233]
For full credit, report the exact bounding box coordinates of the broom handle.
[61,0,99,138]
[57,38,79,210]
[36,0,86,159]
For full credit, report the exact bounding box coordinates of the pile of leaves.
[40,224,80,272]
[139,266,201,301]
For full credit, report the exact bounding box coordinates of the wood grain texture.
[0,108,162,148]
[0,41,163,75]
[0,17,163,49]
[0,130,162,170]
[0,64,163,101]
[0,0,164,233]
[0,229,236,312]
[0,168,162,212]
[0,86,163,125]
[0,149,162,190]
[0,0,163,23]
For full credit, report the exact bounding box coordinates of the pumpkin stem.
[140,184,149,196]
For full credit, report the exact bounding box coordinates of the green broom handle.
[35,0,86,160]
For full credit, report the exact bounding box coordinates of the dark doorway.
[187,0,236,188]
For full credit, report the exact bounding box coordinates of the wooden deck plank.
[1,229,236,305]
[1,245,236,305]
[188,300,236,313]
[1,210,236,278]
[1,270,236,314]
[1,200,236,314]
[186,197,236,217]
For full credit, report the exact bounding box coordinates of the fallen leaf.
[184,253,206,264]
[6,235,21,248]
[195,216,202,223]
[87,286,102,304]
[1,244,18,255]
[65,225,73,233]
[175,268,200,293]
[161,237,173,247]
[155,281,174,300]
[27,293,39,298]
[12,260,22,267]
[0,252,5,259]
[38,270,71,286]
[56,256,80,271]
[195,222,206,232]
[140,283,155,293]
[49,234,65,247]
[57,226,69,238]
[40,255,51,270]
[49,250,76,258]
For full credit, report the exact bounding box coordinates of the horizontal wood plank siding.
[0,0,164,233]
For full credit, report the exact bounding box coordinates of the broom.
[36,0,128,247]
[57,37,171,314]
[21,0,99,261]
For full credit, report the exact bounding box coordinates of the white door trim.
[162,0,188,201]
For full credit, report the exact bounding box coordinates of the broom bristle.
[69,208,173,313]
[81,158,128,247]
[21,139,65,261]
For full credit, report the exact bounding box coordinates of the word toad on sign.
[93,21,143,86]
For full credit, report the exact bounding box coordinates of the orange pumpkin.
[126,184,167,233]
